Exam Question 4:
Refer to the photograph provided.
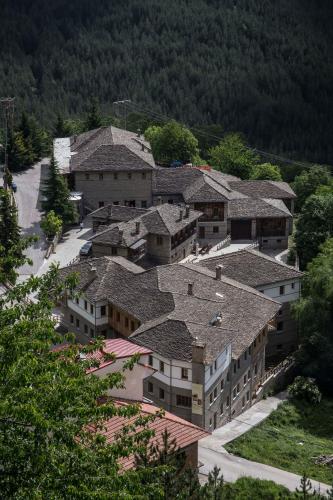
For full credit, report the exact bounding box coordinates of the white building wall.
[257,279,301,303]
[204,344,232,390]
[148,352,192,390]
[68,297,109,325]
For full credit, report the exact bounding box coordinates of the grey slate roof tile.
[229,180,296,199]
[228,198,291,218]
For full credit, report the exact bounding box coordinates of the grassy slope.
[225,398,333,485]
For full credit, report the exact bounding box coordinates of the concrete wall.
[75,171,153,211]
[92,242,129,259]
[146,234,171,264]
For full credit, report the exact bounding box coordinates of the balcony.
[171,227,196,250]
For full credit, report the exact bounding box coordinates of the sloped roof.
[98,400,209,470]
[229,180,296,199]
[228,198,292,219]
[90,205,149,222]
[198,249,303,287]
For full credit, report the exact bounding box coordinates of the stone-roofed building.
[89,203,202,265]
[54,126,156,211]
[58,256,280,430]
[89,204,149,232]
[197,249,303,360]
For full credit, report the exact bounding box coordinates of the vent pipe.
[215,265,223,280]
[187,282,194,296]
[185,205,190,218]
[135,221,140,234]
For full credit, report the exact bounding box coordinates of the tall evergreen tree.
[85,98,102,131]
[42,155,77,225]
[54,113,72,138]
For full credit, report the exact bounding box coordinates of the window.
[125,317,129,328]
[76,318,80,328]
[244,374,247,385]
[248,346,251,355]
[242,397,245,408]
[113,201,119,205]
[156,235,163,246]
[210,365,213,376]
[277,321,284,332]
[159,361,164,373]
[233,387,237,399]
[233,363,236,374]
[168,199,174,204]
[254,339,257,347]
[176,395,191,407]
[210,393,213,405]
[258,333,261,343]
[209,418,212,428]
[279,285,285,295]
[237,359,240,369]
[220,403,224,416]
[247,391,250,401]
[116,312,120,322]
[148,382,153,394]
[148,355,153,366]
[90,304,94,314]
[237,383,240,394]
[220,379,224,392]
[291,282,295,289]
[84,324,88,334]
[85,173,90,180]
[128,173,132,179]
[213,226,219,233]
[244,350,247,361]
[141,200,147,208]
[227,371,230,382]
[254,364,258,376]
[226,396,230,407]
[131,320,135,332]
[181,368,188,380]
[159,388,165,400]
[248,369,251,380]
[111,247,118,256]
[259,290,264,294]
[75,297,79,305]
[114,173,118,180]
[109,307,113,318]
[100,305,106,316]
[214,387,217,400]
[98,201,104,208]
[90,328,94,337]
[84,300,88,310]
[142,173,146,179]
[278,309,283,316]
[70,314,74,324]
[99,173,103,180]
[214,360,217,370]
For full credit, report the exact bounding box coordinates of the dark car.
[79,241,92,257]
[11,182,17,192]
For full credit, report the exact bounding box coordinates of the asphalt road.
[8,160,49,276]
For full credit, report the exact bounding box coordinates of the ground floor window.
[176,395,191,407]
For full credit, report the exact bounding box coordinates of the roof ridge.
[245,248,303,273]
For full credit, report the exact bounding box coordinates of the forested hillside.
[1,0,333,163]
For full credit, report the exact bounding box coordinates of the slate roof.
[228,198,292,219]
[197,249,303,287]
[229,180,296,199]
[61,257,280,363]
[98,400,209,470]
[89,204,202,246]
[90,205,149,223]
[69,126,156,172]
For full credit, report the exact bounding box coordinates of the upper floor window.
[114,173,118,180]
[141,200,147,208]
[99,173,103,181]
[142,173,146,179]
[220,379,224,392]
[279,285,285,295]
[277,321,284,332]
[159,388,165,400]
[148,381,153,393]
[90,304,94,314]
[128,173,132,179]
[214,360,217,370]
[148,355,153,367]
[84,300,88,310]
[210,365,213,376]
[100,305,106,316]
[181,368,189,380]
[176,395,191,407]
[237,359,240,369]
[85,173,90,180]
[159,360,164,373]
[111,247,118,256]
[291,282,295,289]
[156,236,163,246]
[98,201,104,208]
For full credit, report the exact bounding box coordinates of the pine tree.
[7,130,30,171]
[42,155,77,226]
[296,474,316,498]
[54,113,72,138]
[85,97,102,131]
[200,466,226,499]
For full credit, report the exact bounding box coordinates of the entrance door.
[199,226,205,239]
[231,220,252,240]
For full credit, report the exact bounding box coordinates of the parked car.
[11,182,17,192]
[79,241,92,257]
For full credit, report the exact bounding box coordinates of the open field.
[225,398,333,485]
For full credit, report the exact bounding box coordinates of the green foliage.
[84,98,103,131]
[229,476,292,499]
[145,121,199,165]
[225,398,333,484]
[0,267,172,498]
[42,155,77,225]
[289,377,322,405]
[54,113,73,138]
[40,210,63,239]
[210,133,259,179]
[292,166,332,212]
[294,194,333,269]
[1,1,333,163]
[293,239,333,394]
[250,163,282,181]
[295,474,317,499]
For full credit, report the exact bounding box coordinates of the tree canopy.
[293,239,333,395]
[292,166,332,212]
[250,163,282,181]
[145,121,199,165]
[209,133,259,179]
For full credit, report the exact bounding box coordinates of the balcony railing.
[171,228,196,249]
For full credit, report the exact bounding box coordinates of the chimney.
[135,221,140,234]
[185,205,190,218]
[187,282,194,296]
[137,128,141,137]
[191,340,206,364]
[73,134,77,143]
[107,205,112,217]
[215,312,222,326]
[215,265,223,280]
[179,208,183,221]
[141,143,145,151]
[157,196,162,206]
[118,230,123,244]
[88,265,97,282]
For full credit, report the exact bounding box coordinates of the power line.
[125,100,311,170]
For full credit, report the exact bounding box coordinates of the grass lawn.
[225,397,333,485]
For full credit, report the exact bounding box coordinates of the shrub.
[288,376,322,405]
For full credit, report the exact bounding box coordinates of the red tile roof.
[97,400,209,470]
[87,338,152,373]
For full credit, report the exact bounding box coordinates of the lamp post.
[112,99,131,130]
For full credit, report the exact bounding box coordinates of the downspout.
[169,358,173,412]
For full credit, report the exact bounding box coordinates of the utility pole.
[112,99,131,130]
[0,97,15,190]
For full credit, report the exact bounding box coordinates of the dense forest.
[1,0,333,163]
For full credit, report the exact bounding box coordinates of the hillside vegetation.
[1,0,333,163]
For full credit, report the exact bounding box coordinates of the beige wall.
[75,171,153,211]
[109,303,141,338]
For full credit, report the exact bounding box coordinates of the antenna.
[0,97,15,190]
[112,99,131,130]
